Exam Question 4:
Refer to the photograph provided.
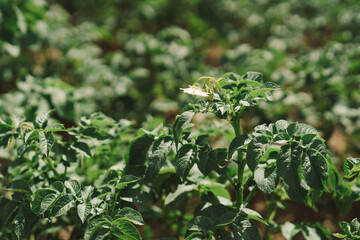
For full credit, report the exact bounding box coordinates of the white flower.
[180,86,209,97]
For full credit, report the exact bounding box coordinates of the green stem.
[244,186,258,206]
[232,114,245,208]
[264,195,277,240]
[45,156,62,180]
[224,172,236,188]
[63,166,68,180]
[176,195,189,238]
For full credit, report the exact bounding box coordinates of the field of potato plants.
[1,0,360,239]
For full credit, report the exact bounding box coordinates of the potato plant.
[0,72,359,239]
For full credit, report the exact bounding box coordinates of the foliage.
[0,72,359,239]
[333,218,360,239]
[1,0,360,239]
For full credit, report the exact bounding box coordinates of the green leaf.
[173,111,195,146]
[111,221,141,240]
[174,144,195,181]
[187,204,238,231]
[249,82,280,98]
[205,184,231,201]
[90,225,111,240]
[254,123,274,136]
[332,233,347,238]
[145,135,172,180]
[50,181,64,193]
[71,141,92,158]
[344,158,360,180]
[197,150,217,176]
[350,218,360,234]
[0,123,12,134]
[287,122,299,137]
[36,110,53,128]
[300,224,332,240]
[336,185,354,215]
[7,179,30,193]
[237,79,263,87]
[348,165,360,180]
[185,232,207,240]
[39,193,60,215]
[113,207,144,226]
[302,148,327,190]
[88,112,115,126]
[90,119,115,128]
[344,158,360,173]
[275,120,289,131]
[300,134,317,147]
[281,222,300,240]
[326,156,341,192]
[125,133,154,166]
[102,169,119,184]
[81,186,94,200]
[254,161,278,194]
[242,72,263,82]
[338,221,351,235]
[221,72,241,81]
[239,207,267,225]
[45,123,66,132]
[39,131,55,157]
[77,201,92,223]
[25,129,39,144]
[229,134,251,159]
[246,135,270,171]
[196,134,210,145]
[31,189,58,214]
[311,189,323,203]
[0,198,18,233]
[296,123,321,137]
[65,180,81,197]
[336,218,360,238]
[277,143,308,203]
[119,188,152,204]
[12,207,25,240]
[164,184,197,206]
[231,218,261,240]
[50,194,75,218]
[84,217,112,240]
[115,175,140,190]
[309,139,327,157]
[81,126,111,140]
[21,208,38,238]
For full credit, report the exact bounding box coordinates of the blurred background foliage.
[1,0,359,164]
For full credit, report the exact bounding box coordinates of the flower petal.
[180,87,209,97]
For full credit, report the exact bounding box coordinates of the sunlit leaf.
[174,144,195,181]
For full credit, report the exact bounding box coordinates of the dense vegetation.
[0,0,359,239]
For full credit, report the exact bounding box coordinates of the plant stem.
[63,165,68,180]
[264,195,277,240]
[176,195,189,238]
[44,156,62,180]
[232,114,245,208]
[244,186,258,206]
[224,172,236,188]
